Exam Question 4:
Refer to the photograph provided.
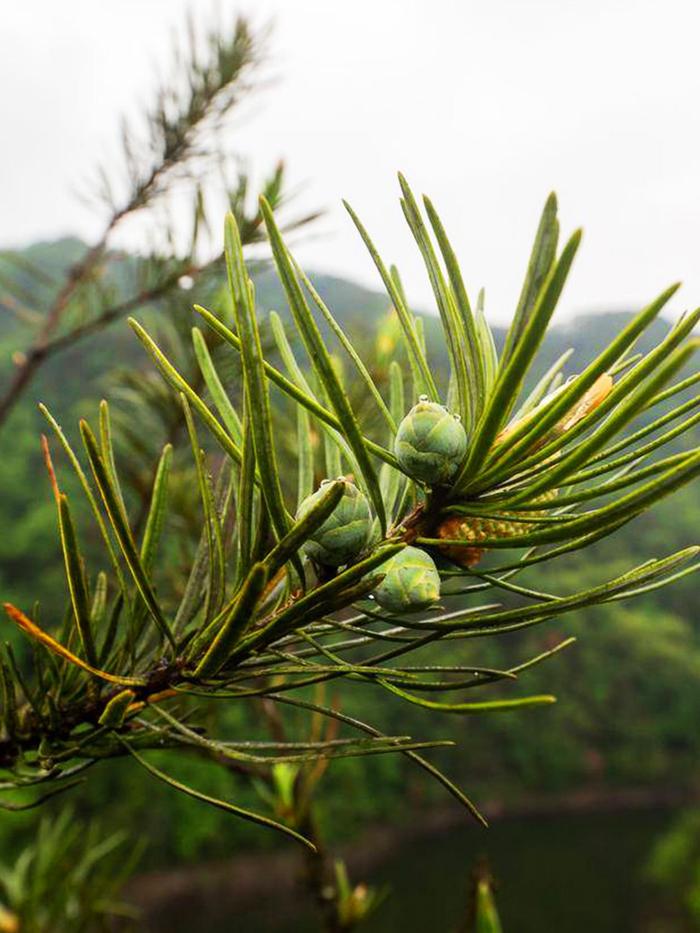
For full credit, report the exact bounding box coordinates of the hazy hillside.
[0,238,85,335]
[0,236,681,398]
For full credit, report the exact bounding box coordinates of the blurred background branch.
[0,13,318,431]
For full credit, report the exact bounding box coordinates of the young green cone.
[373,545,441,612]
[296,479,372,567]
[394,397,467,485]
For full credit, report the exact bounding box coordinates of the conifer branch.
[0,181,697,847]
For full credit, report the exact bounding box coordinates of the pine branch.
[0,181,697,851]
[0,16,317,432]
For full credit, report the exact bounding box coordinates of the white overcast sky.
[2,0,700,322]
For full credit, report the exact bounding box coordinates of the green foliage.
[333,859,388,931]
[0,179,698,859]
[647,809,700,924]
[0,808,141,932]
[473,869,503,933]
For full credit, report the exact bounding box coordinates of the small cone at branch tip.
[373,545,441,613]
[436,489,559,569]
[394,397,468,484]
[296,478,372,567]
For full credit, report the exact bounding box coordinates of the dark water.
[230,809,688,932]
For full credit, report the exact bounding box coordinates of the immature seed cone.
[436,490,559,569]
[394,398,467,485]
[373,545,441,613]
[296,479,372,567]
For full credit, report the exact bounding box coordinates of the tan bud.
[552,373,613,436]
[495,373,613,452]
